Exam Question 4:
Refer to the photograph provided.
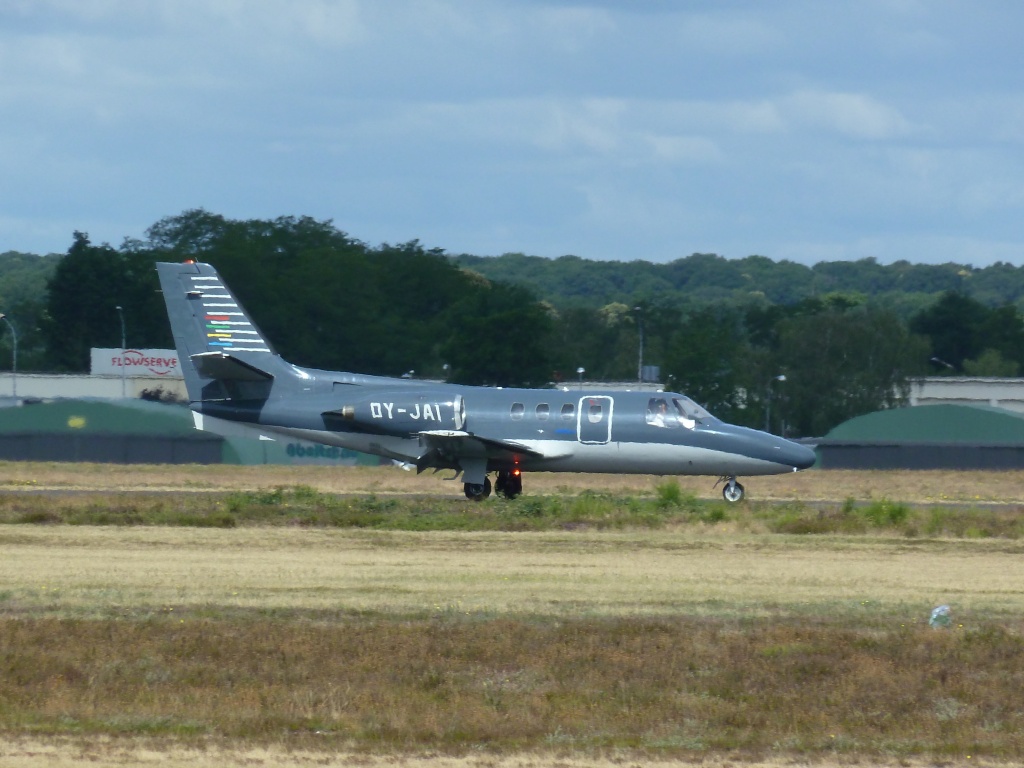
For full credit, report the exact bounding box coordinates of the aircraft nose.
[784,440,817,470]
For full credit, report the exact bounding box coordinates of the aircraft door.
[577,396,613,444]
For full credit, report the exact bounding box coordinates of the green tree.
[777,308,929,437]
[910,292,989,371]
[441,281,554,386]
[141,211,480,377]
[0,251,60,371]
[43,233,168,371]
[910,292,1024,373]
[662,307,748,421]
[963,349,1020,377]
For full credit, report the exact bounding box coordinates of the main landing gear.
[718,476,745,503]
[494,469,522,499]
[463,476,491,501]
[463,469,523,501]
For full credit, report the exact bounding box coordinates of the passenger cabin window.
[560,403,575,420]
[587,403,603,424]
[510,402,525,420]
[536,403,550,420]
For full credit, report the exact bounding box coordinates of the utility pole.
[116,305,126,398]
[765,374,786,433]
[634,306,644,389]
[0,314,17,398]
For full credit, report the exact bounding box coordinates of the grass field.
[5,461,1024,504]
[1,463,1024,766]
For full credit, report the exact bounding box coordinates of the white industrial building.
[908,377,1024,414]
[0,348,187,401]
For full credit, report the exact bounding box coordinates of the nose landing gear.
[718,476,745,503]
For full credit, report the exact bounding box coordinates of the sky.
[1,0,1022,267]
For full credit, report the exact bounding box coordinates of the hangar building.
[0,398,381,466]
[815,404,1024,470]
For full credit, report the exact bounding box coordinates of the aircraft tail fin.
[156,261,283,403]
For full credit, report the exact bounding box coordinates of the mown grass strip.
[1,484,1022,538]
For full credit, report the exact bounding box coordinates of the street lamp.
[115,305,126,398]
[764,374,786,433]
[633,306,644,389]
[576,366,585,390]
[0,313,17,398]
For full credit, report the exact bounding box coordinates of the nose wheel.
[720,476,745,503]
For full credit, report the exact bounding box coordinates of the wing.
[414,429,564,473]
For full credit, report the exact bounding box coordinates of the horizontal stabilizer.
[192,351,274,382]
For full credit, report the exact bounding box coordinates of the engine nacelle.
[327,389,465,436]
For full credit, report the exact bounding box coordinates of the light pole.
[576,366,585,390]
[115,305,126,398]
[764,374,786,433]
[634,306,644,389]
[0,313,17,398]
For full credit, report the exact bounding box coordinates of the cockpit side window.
[645,397,676,428]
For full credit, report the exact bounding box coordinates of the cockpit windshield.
[673,396,712,422]
[645,396,713,429]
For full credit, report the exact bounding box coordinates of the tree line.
[2,209,1024,437]
[453,252,1024,313]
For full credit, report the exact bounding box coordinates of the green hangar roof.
[0,398,197,435]
[825,404,1024,445]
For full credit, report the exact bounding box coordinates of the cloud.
[643,134,723,164]
[782,90,914,141]
[674,10,782,56]
[0,0,1022,266]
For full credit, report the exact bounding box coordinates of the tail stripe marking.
[185,275,271,353]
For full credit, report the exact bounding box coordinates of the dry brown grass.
[3,462,1024,766]
[2,527,1023,620]
[1,736,996,768]
[4,461,1024,504]
[2,614,1024,760]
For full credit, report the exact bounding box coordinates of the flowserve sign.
[91,348,182,378]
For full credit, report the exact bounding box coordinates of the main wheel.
[500,470,522,499]
[722,480,745,503]
[464,477,492,501]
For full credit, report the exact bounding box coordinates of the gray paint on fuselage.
[157,260,817,487]
[195,376,810,476]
